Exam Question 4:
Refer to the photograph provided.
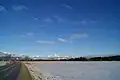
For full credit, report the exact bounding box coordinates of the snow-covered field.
[28,61,120,80]
[0,61,6,66]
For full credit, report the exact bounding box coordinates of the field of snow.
[30,61,120,80]
[0,61,6,66]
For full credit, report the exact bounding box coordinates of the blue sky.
[0,0,120,56]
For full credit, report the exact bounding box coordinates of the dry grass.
[18,63,32,80]
[22,61,66,64]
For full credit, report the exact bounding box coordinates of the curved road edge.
[17,62,32,80]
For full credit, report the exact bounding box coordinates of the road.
[0,63,21,80]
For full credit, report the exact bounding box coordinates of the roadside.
[25,63,43,80]
[25,62,60,80]
[18,63,32,80]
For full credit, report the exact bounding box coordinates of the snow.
[0,61,6,66]
[35,61,120,80]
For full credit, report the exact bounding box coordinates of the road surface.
[0,63,21,80]
[0,62,32,80]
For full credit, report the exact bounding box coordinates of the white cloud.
[80,20,87,25]
[36,41,55,44]
[62,4,72,9]
[43,17,53,23]
[70,33,88,40]
[36,33,88,44]
[73,20,87,25]
[74,20,97,25]
[20,35,25,37]
[52,15,64,23]
[0,5,7,12]
[57,33,88,43]
[57,38,68,43]
[26,32,34,36]
[41,15,66,23]
[12,5,28,11]
[32,17,40,21]
[20,32,34,37]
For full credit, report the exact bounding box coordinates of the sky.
[0,0,120,56]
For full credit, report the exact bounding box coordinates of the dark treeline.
[20,55,120,61]
[88,55,120,61]
[0,55,120,61]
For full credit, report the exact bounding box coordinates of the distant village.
[0,52,120,61]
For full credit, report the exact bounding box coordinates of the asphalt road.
[0,63,21,80]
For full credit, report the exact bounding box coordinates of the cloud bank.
[57,38,68,42]
[36,41,55,44]
[12,5,28,11]
[36,33,88,44]
[62,4,72,9]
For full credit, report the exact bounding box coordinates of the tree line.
[21,55,120,61]
[0,55,120,61]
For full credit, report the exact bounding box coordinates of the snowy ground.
[0,61,6,66]
[27,61,120,80]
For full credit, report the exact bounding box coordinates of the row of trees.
[21,55,120,61]
[67,55,120,61]
[1,53,120,61]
